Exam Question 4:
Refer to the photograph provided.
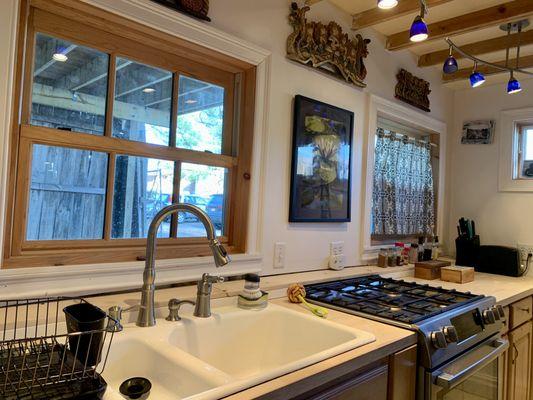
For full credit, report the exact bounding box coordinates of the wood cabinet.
[305,363,389,400]
[507,321,533,400]
[258,346,417,400]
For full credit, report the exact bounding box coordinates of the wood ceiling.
[324,0,533,88]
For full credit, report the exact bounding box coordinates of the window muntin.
[27,145,108,240]
[30,33,109,135]
[112,57,173,146]
[5,4,254,267]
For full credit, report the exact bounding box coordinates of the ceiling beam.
[387,0,533,51]
[442,54,533,82]
[352,0,453,30]
[419,30,533,67]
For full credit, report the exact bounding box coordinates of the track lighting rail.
[445,38,533,77]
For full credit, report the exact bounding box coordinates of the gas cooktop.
[304,274,484,325]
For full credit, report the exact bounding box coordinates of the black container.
[455,235,480,268]
[63,302,107,367]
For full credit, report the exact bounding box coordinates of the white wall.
[209,0,453,274]
[448,79,533,259]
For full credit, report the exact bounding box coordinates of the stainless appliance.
[304,275,508,400]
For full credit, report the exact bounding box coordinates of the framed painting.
[289,95,354,222]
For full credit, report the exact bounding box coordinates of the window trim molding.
[0,0,271,295]
[361,95,447,261]
[498,107,533,192]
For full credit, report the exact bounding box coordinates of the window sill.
[0,253,262,299]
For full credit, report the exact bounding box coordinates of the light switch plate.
[274,242,286,269]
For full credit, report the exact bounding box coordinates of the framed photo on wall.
[289,95,354,222]
[461,120,495,144]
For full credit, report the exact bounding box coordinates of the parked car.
[179,194,209,222]
[206,194,224,229]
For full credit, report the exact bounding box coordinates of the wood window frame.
[516,124,533,180]
[3,0,256,268]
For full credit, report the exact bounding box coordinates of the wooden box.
[440,266,475,284]
[414,260,451,280]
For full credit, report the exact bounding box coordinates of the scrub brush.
[287,283,328,318]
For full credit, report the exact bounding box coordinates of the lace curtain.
[372,128,435,236]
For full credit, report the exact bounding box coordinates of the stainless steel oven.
[423,337,508,400]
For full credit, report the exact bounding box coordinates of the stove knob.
[430,331,448,349]
[495,305,505,319]
[443,326,459,343]
[490,306,501,321]
[482,309,496,325]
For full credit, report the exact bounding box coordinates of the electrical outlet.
[329,254,346,270]
[274,242,286,269]
[330,241,344,257]
[518,244,533,262]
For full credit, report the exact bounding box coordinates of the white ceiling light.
[142,87,156,93]
[377,0,398,9]
[52,53,68,62]
[185,99,198,104]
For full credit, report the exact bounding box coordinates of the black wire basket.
[0,297,117,400]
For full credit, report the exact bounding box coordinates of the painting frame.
[461,120,495,144]
[289,95,354,223]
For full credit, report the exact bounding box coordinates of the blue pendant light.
[469,62,485,88]
[410,15,428,42]
[377,0,398,9]
[507,72,522,94]
[443,46,458,74]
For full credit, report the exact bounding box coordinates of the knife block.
[455,235,480,267]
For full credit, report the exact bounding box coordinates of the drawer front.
[510,297,533,330]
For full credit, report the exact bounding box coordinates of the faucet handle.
[166,299,196,321]
[202,273,225,284]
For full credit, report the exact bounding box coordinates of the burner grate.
[304,275,484,325]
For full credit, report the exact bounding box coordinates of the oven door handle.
[435,338,509,389]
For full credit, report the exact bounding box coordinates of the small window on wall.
[516,125,533,179]
[371,122,439,245]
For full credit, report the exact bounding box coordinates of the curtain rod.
[377,129,438,148]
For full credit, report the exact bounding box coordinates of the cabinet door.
[507,321,532,400]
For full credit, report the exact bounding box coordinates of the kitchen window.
[515,124,533,179]
[4,1,256,267]
[371,121,438,245]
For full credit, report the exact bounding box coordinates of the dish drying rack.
[0,297,117,399]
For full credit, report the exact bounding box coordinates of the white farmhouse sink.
[103,336,231,399]
[103,299,375,399]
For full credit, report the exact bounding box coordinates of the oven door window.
[434,357,502,400]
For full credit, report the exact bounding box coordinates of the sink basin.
[102,299,375,399]
[168,303,374,380]
[103,336,230,399]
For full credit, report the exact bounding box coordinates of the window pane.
[112,155,174,239]
[31,33,109,135]
[177,76,224,154]
[113,58,172,145]
[178,163,227,238]
[27,145,108,240]
[525,129,533,160]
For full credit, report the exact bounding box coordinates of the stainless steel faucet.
[136,203,231,327]
[194,273,225,318]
